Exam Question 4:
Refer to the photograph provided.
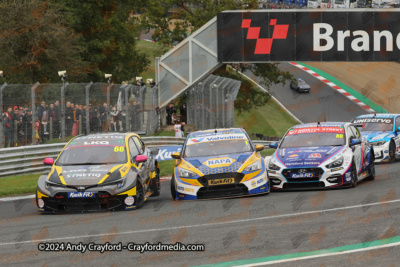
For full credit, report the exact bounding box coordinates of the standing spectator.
[82,105,87,134]
[48,104,57,137]
[37,101,45,121]
[109,107,119,132]
[120,105,126,132]
[150,80,156,88]
[40,106,49,143]
[65,102,73,137]
[180,104,187,124]
[91,107,101,133]
[99,103,109,132]
[173,118,185,138]
[166,103,176,125]
[24,109,33,144]
[17,109,26,146]
[54,100,61,137]
[3,107,14,148]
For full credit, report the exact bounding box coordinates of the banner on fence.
[217,10,400,62]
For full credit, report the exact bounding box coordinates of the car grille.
[282,168,323,182]
[196,172,247,199]
[283,182,325,189]
[45,192,122,212]
[197,184,248,199]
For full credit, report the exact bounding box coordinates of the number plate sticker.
[290,173,315,178]
[208,178,235,186]
[68,192,95,198]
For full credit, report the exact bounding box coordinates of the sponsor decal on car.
[204,157,236,167]
[257,178,264,184]
[308,153,321,158]
[287,127,344,136]
[68,192,95,198]
[251,180,256,187]
[187,134,246,145]
[289,154,299,158]
[290,173,314,178]
[185,188,194,193]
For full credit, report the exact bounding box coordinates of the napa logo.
[204,157,236,168]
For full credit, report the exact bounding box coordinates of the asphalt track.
[1,65,398,266]
[1,160,400,266]
[243,62,368,123]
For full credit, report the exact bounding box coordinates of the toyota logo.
[77,186,86,192]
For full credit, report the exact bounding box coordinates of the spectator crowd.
[1,100,145,148]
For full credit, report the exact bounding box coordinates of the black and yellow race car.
[36,133,160,212]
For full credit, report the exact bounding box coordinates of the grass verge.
[235,99,297,138]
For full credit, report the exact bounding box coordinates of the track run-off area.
[1,64,399,266]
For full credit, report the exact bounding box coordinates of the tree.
[0,0,88,83]
[135,0,296,109]
[54,0,150,83]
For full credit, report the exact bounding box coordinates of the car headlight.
[268,161,281,171]
[178,168,197,178]
[325,156,344,169]
[370,141,386,146]
[244,161,262,172]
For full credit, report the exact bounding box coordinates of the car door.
[349,126,362,174]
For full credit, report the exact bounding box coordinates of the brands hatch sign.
[217,10,400,62]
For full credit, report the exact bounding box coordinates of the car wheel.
[368,151,376,180]
[351,160,358,187]
[150,168,160,197]
[389,141,396,163]
[171,176,177,200]
[136,180,145,209]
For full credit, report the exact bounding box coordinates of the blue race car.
[170,128,269,200]
[267,122,375,190]
[351,114,400,163]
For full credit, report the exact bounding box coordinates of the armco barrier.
[0,137,276,177]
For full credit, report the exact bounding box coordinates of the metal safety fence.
[0,138,276,177]
[0,82,155,148]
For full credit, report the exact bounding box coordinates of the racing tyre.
[351,161,358,188]
[368,151,376,181]
[150,168,160,197]
[389,141,396,163]
[170,176,177,200]
[136,181,145,209]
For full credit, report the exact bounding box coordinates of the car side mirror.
[269,142,278,149]
[171,152,181,159]
[255,145,265,151]
[350,138,361,146]
[150,148,159,156]
[136,155,148,163]
[43,158,54,165]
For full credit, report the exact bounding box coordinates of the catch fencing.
[0,82,159,148]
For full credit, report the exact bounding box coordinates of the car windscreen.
[280,127,346,148]
[56,137,127,165]
[184,136,252,158]
[352,118,393,132]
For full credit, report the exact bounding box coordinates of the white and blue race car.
[351,114,400,163]
[266,122,375,190]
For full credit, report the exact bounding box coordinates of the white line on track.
[234,241,400,266]
[0,198,399,247]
